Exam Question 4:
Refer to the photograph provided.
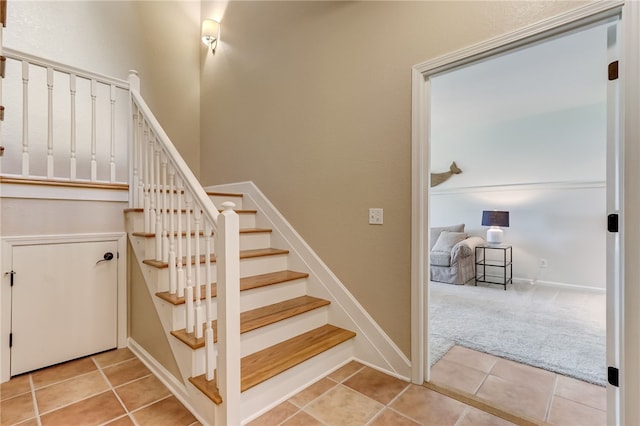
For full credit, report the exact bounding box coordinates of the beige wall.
[4,1,202,176]
[199,1,590,356]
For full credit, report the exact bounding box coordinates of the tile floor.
[0,348,199,426]
[430,345,607,426]
[2,346,607,426]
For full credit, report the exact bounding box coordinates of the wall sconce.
[482,210,510,245]
[202,19,220,54]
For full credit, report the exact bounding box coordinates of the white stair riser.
[209,195,244,209]
[240,341,355,423]
[188,307,330,377]
[153,253,288,293]
[139,232,272,260]
[167,279,307,330]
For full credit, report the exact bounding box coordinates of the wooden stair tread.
[241,324,356,392]
[170,296,330,349]
[132,228,271,238]
[188,375,222,405]
[125,207,257,214]
[156,270,309,305]
[143,247,289,269]
[206,191,243,198]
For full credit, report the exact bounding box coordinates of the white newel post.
[216,202,240,426]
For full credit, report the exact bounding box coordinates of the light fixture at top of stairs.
[202,19,220,54]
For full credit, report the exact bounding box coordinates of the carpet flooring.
[429,280,606,386]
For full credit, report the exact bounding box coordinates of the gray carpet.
[429,281,606,386]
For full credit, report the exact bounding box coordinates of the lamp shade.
[482,210,510,228]
[201,19,220,45]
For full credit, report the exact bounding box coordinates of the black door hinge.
[609,61,619,81]
[5,270,16,286]
[9,333,12,348]
[608,366,619,387]
[608,214,619,233]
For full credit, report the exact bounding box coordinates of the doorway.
[409,3,640,425]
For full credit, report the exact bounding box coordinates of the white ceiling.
[431,22,610,130]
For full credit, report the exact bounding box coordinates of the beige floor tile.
[476,374,551,420]
[36,370,109,414]
[343,366,410,405]
[289,377,336,407]
[547,395,607,426]
[489,358,556,392]
[281,410,323,426]
[1,374,31,401]
[390,384,467,425]
[247,401,299,426]
[31,357,97,389]
[554,375,606,412]
[103,415,136,426]
[115,374,171,411]
[1,393,36,426]
[457,406,517,426]
[369,408,420,426]
[102,358,151,387]
[431,358,488,395]
[40,391,125,426]
[132,396,197,426]
[327,361,365,382]
[442,346,498,373]
[306,384,383,425]
[93,348,135,368]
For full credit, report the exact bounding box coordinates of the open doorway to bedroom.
[424,18,614,425]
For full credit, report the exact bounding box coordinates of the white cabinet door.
[10,241,118,375]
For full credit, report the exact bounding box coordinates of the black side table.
[475,244,513,290]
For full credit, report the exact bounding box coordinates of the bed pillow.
[430,224,465,250]
[432,231,467,253]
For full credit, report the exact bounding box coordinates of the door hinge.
[608,213,619,233]
[4,270,16,286]
[608,366,619,387]
[9,333,12,348]
[609,61,619,81]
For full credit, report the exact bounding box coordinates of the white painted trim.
[206,181,412,379]
[512,277,607,293]
[127,338,209,426]
[411,0,627,399]
[431,180,606,196]
[0,182,129,202]
[0,232,127,383]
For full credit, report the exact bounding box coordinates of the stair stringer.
[205,182,412,379]
[126,230,219,425]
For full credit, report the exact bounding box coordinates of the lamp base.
[486,227,503,245]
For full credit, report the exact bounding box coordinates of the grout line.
[545,374,560,422]
[29,374,43,426]
[92,356,139,426]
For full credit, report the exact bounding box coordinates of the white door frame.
[410,1,640,423]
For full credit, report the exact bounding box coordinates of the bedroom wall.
[430,26,608,290]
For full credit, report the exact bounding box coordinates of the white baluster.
[176,176,185,298]
[194,207,203,339]
[46,67,54,178]
[90,79,97,181]
[168,166,177,294]
[154,146,162,262]
[161,154,169,262]
[136,110,144,208]
[146,128,155,234]
[21,60,29,177]
[69,74,77,180]
[185,191,194,334]
[110,84,116,182]
[204,221,215,381]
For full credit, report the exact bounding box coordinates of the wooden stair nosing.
[132,228,272,238]
[155,270,309,305]
[188,375,222,405]
[170,295,330,349]
[240,324,356,392]
[142,247,289,269]
[206,191,244,198]
[125,207,257,214]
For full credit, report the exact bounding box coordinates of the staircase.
[125,189,357,424]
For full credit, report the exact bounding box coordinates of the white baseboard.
[512,277,606,293]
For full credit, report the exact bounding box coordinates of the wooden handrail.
[1,0,6,27]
